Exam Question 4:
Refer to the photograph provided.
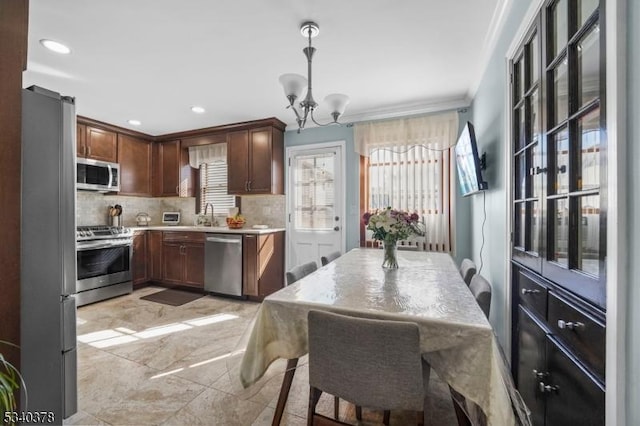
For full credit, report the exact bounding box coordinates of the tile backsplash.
[77,192,286,228]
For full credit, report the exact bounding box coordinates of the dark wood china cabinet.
[510,0,606,424]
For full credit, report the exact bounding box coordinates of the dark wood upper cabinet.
[152,140,193,197]
[227,125,284,195]
[80,125,118,162]
[118,134,152,196]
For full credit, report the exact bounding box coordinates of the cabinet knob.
[334,226,340,231]
[557,320,584,331]
[521,288,540,295]
[539,382,559,393]
[532,369,548,379]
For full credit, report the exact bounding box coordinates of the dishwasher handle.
[206,236,242,244]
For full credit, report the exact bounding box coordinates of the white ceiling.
[24,0,506,136]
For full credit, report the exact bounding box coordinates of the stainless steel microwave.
[76,158,120,192]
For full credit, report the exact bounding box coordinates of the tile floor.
[64,286,458,425]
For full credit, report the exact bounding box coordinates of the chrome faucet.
[204,203,218,226]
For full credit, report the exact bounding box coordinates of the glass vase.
[382,240,399,269]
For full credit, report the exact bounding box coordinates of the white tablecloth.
[237,249,527,425]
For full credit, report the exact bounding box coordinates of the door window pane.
[578,0,598,28]
[529,201,540,253]
[553,60,569,125]
[515,57,524,103]
[552,198,569,267]
[529,33,539,85]
[515,202,525,249]
[517,105,526,149]
[530,89,540,143]
[578,25,600,108]
[578,194,600,276]
[293,153,335,230]
[578,108,600,191]
[531,143,542,198]
[552,0,568,59]
[515,153,526,200]
[554,128,569,194]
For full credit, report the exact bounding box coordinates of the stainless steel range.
[76,225,133,306]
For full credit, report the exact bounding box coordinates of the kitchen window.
[355,112,458,251]
[188,144,236,214]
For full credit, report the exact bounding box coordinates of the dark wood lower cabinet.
[132,230,283,296]
[513,265,605,425]
[161,232,205,288]
[243,232,284,298]
[132,231,148,287]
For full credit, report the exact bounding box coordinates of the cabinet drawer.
[163,231,205,243]
[548,292,605,379]
[517,270,547,320]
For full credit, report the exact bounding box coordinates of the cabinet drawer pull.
[521,288,541,295]
[539,382,559,393]
[532,369,548,379]
[245,181,249,191]
[557,320,584,331]
[248,180,252,191]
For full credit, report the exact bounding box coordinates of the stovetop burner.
[77,225,132,241]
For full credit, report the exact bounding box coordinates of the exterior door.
[286,142,345,271]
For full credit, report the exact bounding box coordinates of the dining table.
[236,248,529,426]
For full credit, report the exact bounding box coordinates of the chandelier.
[279,21,350,132]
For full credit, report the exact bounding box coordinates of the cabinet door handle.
[557,320,584,331]
[247,180,252,191]
[532,369,548,379]
[521,288,541,295]
[175,185,179,195]
[245,181,249,191]
[88,145,92,156]
[539,382,559,393]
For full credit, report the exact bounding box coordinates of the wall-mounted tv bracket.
[480,152,487,170]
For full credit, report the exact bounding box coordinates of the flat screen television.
[455,121,488,197]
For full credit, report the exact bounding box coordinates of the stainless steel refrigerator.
[21,86,77,421]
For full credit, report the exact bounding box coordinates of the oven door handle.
[77,241,131,251]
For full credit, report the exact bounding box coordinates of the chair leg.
[449,386,471,426]
[334,396,339,420]
[355,405,362,421]
[383,410,390,425]
[307,386,323,426]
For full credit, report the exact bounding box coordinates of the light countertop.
[128,225,285,235]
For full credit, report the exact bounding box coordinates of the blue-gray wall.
[284,112,474,261]
[468,0,530,345]
[284,125,360,251]
[626,0,638,421]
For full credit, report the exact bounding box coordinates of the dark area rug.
[140,288,204,306]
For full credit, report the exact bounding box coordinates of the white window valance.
[354,111,459,156]
[188,143,227,168]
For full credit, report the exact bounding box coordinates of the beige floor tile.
[73,288,460,426]
[161,387,264,426]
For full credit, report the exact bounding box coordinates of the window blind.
[199,162,236,214]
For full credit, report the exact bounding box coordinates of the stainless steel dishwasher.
[204,234,243,297]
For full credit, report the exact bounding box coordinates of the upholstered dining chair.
[286,261,318,285]
[469,274,492,319]
[307,310,430,426]
[458,258,477,286]
[320,251,342,266]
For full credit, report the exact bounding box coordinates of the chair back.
[459,258,477,286]
[469,274,492,318]
[320,251,342,266]
[308,310,426,411]
[285,261,317,285]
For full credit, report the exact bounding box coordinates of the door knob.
[334,226,340,231]
[335,216,340,221]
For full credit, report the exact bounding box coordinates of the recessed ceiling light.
[40,39,71,54]
[127,119,142,126]
[191,106,206,114]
